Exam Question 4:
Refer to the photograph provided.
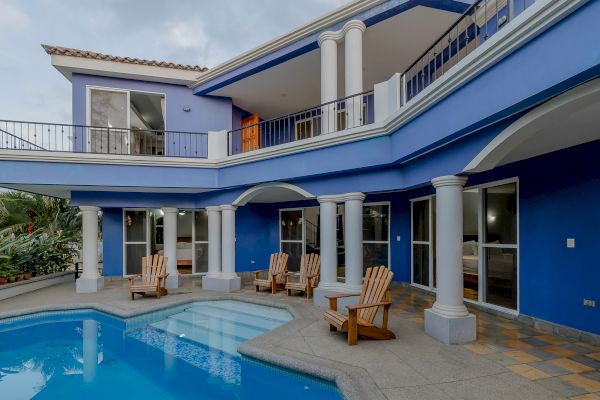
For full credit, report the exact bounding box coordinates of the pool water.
[0,301,342,400]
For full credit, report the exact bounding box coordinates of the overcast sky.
[0,0,351,124]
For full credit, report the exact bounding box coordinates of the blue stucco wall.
[464,140,600,335]
[102,208,123,276]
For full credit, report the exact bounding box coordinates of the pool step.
[185,307,282,334]
[168,312,268,340]
[151,318,245,355]
[196,300,292,323]
[184,305,286,330]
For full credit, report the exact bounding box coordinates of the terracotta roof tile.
[42,44,208,73]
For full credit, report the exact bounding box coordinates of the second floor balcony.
[2,0,543,163]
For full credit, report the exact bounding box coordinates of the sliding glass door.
[280,209,304,272]
[193,210,209,273]
[410,179,519,311]
[482,182,518,309]
[123,209,149,275]
[411,198,433,288]
[363,203,390,272]
[89,88,129,154]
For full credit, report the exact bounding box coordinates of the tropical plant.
[0,192,81,278]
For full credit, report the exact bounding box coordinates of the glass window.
[89,89,128,154]
[281,210,303,241]
[412,243,429,286]
[484,247,517,309]
[194,243,209,274]
[125,243,146,275]
[364,243,388,269]
[363,205,389,242]
[125,210,147,242]
[281,242,303,272]
[194,210,208,242]
[463,190,479,300]
[483,183,517,244]
[412,200,429,242]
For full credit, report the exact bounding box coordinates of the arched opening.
[464,78,600,173]
[232,182,315,206]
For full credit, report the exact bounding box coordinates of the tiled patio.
[391,288,600,399]
[0,278,598,399]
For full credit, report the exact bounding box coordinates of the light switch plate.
[566,238,575,248]
[396,235,401,242]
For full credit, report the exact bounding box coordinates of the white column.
[220,205,237,279]
[76,206,104,293]
[207,204,241,292]
[343,20,366,129]
[82,319,98,383]
[206,206,222,278]
[424,175,476,344]
[343,193,365,291]
[317,197,338,289]
[318,32,338,134]
[163,207,180,289]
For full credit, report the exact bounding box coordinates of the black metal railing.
[0,120,209,158]
[403,0,536,101]
[227,90,374,155]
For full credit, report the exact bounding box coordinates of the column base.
[424,308,476,344]
[76,276,104,293]
[165,274,181,289]
[313,284,360,310]
[202,275,241,293]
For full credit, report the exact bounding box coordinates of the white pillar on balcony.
[343,192,365,291]
[202,206,227,291]
[76,206,104,293]
[343,20,366,129]
[318,32,339,134]
[163,207,180,289]
[424,175,476,344]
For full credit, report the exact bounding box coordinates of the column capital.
[205,206,222,212]
[220,205,237,212]
[431,175,468,188]
[79,205,100,213]
[162,207,178,214]
[342,19,366,35]
[318,30,342,46]
[341,192,366,202]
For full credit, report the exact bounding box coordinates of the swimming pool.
[0,301,342,399]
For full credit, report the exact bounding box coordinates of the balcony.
[228,91,374,155]
[1,0,539,163]
[0,120,208,158]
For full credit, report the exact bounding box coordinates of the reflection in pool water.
[0,302,342,400]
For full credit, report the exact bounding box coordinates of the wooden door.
[241,114,260,152]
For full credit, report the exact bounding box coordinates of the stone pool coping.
[0,292,379,400]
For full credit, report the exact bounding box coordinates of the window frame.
[362,201,391,271]
[85,85,167,155]
[410,195,435,291]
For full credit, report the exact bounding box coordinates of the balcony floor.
[0,278,597,400]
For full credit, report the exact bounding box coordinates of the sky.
[0,0,352,124]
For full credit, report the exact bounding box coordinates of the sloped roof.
[42,44,208,73]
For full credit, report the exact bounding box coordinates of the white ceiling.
[210,6,462,119]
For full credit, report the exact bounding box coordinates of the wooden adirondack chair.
[253,252,288,294]
[285,253,320,298]
[128,255,169,301]
[324,266,395,345]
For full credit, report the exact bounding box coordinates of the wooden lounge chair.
[128,255,168,301]
[285,253,320,298]
[253,252,288,294]
[324,266,395,345]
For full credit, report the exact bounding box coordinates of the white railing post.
[208,130,228,159]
